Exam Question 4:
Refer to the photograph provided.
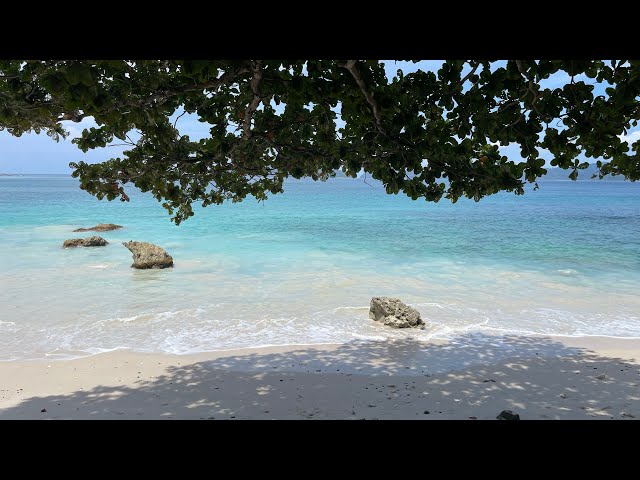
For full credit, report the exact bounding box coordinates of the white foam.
[413,302,446,309]
[4,270,640,359]
[351,334,389,341]
[81,346,134,356]
[112,314,147,323]
[556,269,579,276]
[333,306,369,312]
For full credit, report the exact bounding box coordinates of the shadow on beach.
[2,334,639,420]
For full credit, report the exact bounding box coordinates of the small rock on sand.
[496,410,520,420]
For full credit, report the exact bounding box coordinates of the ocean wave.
[413,302,446,309]
[99,305,223,324]
[4,298,640,360]
[332,306,369,313]
[556,269,579,276]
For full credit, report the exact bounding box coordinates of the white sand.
[1,334,639,420]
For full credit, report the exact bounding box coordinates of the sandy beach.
[1,334,638,420]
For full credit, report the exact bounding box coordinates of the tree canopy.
[1,60,639,224]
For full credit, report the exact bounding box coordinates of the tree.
[1,60,639,224]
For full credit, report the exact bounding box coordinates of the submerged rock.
[496,410,520,420]
[63,236,109,248]
[122,241,174,269]
[369,297,424,328]
[73,223,123,232]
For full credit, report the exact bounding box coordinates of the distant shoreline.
[0,169,631,182]
[0,173,631,182]
[0,173,70,176]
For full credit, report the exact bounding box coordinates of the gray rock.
[63,236,109,248]
[496,410,520,420]
[122,241,174,269]
[369,297,424,328]
[73,223,123,232]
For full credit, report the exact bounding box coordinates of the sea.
[1,174,639,361]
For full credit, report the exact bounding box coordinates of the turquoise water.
[1,175,639,360]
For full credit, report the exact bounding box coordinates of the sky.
[1,60,638,174]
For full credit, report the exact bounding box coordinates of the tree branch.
[59,66,252,124]
[339,60,385,134]
[455,61,480,91]
[58,112,87,122]
[243,60,263,139]
[152,66,250,103]
[173,110,187,129]
[516,60,542,116]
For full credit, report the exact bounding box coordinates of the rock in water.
[122,241,174,269]
[496,410,520,420]
[369,297,424,328]
[63,236,109,248]
[73,223,123,232]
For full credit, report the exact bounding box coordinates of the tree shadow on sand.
[2,334,639,419]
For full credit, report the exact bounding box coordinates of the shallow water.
[1,175,639,360]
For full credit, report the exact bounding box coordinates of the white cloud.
[383,60,444,81]
[61,117,97,140]
[488,141,516,152]
[539,72,589,90]
[619,130,640,146]
[65,125,82,139]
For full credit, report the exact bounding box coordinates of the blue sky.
[1,60,638,173]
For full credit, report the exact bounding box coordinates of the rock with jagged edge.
[63,236,109,248]
[73,223,123,232]
[122,241,174,269]
[369,297,424,328]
